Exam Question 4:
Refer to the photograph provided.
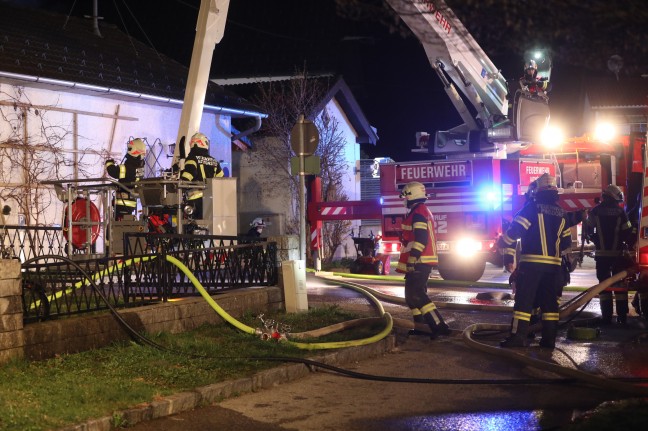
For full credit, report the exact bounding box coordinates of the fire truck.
[308,0,646,282]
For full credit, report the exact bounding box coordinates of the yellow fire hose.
[165,255,394,350]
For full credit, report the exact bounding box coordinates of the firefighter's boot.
[616,292,629,324]
[500,319,529,348]
[539,321,558,349]
[599,292,613,325]
[423,309,451,340]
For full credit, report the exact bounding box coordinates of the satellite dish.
[607,55,623,80]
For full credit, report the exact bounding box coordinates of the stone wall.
[0,259,23,363]
[23,286,284,361]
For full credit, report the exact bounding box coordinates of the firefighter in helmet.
[247,217,266,238]
[180,132,224,220]
[584,184,635,324]
[396,181,451,339]
[498,173,571,348]
[105,138,146,219]
[520,59,551,97]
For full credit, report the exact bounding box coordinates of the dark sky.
[20,0,596,162]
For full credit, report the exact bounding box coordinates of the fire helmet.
[535,173,558,192]
[399,181,427,202]
[524,59,537,71]
[127,138,146,158]
[190,132,210,150]
[603,184,623,202]
[250,217,266,228]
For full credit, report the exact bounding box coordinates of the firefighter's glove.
[105,159,115,166]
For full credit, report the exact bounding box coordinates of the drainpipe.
[231,115,262,144]
[92,0,102,37]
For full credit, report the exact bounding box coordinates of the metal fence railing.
[9,227,278,324]
[1,225,67,261]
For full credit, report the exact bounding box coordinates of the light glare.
[594,122,617,142]
[540,125,564,149]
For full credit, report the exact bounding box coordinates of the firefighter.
[247,217,266,238]
[179,132,224,220]
[584,184,635,324]
[519,59,551,98]
[499,173,572,348]
[105,138,146,219]
[396,181,451,339]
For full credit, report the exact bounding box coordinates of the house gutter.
[0,71,268,121]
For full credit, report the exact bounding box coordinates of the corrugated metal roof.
[584,76,648,108]
[0,3,264,118]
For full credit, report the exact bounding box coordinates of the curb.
[59,336,396,431]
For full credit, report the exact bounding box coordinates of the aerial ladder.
[385,0,550,157]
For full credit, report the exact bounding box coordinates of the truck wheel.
[437,256,485,282]
[374,260,384,275]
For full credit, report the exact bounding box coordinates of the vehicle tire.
[437,255,485,282]
[374,260,384,275]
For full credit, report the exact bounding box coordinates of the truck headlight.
[456,238,482,257]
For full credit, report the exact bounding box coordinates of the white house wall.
[0,82,232,226]
[322,98,362,260]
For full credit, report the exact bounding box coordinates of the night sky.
[10,0,607,162]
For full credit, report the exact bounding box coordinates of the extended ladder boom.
[386,0,508,127]
[386,0,549,156]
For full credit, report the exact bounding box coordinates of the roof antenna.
[84,0,103,38]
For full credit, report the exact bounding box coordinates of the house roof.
[584,76,648,109]
[0,2,265,119]
[215,75,378,146]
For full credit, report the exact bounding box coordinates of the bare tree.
[249,70,352,263]
[0,86,96,225]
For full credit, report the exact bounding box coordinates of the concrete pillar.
[0,259,24,364]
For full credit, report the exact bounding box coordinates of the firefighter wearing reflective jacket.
[499,173,572,349]
[105,138,146,219]
[180,132,224,219]
[584,184,635,324]
[396,181,451,339]
[519,59,551,98]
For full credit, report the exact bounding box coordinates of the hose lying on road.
[316,270,648,396]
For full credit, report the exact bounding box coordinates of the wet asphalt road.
[126,257,648,431]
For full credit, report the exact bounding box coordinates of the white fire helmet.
[399,181,427,202]
[603,184,623,202]
[190,132,210,150]
[250,217,266,228]
[535,173,558,192]
[127,138,146,158]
